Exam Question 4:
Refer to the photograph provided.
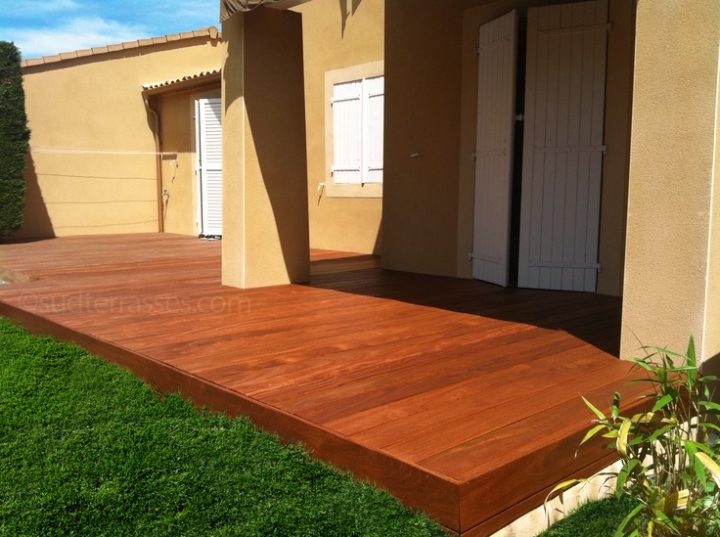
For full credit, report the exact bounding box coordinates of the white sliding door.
[195,97,223,237]
[472,10,518,287]
[518,0,608,292]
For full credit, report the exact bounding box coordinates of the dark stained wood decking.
[0,234,648,536]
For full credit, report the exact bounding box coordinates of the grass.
[537,496,637,537]
[0,318,446,537]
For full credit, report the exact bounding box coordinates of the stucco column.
[221,8,310,289]
[621,0,720,365]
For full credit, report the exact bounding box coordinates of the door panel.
[472,10,518,286]
[196,98,223,237]
[518,0,608,292]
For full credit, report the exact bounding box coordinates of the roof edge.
[22,26,221,69]
[142,70,221,96]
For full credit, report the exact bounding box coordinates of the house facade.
[17,28,222,238]
[218,0,720,369]
[14,0,720,367]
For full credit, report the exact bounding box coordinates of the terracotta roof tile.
[21,26,220,69]
[23,58,44,67]
[141,70,221,94]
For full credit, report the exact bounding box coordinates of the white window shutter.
[332,80,363,184]
[363,76,384,184]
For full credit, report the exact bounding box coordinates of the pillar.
[221,8,310,288]
[621,0,720,365]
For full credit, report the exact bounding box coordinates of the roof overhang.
[142,70,221,97]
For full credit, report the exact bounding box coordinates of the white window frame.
[324,61,384,198]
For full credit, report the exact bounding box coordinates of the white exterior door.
[195,97,223,237]
[518,0,608,292]
[472,10,518,286]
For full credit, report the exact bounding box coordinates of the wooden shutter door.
[518,0,608,292]
[197,98,223,237]
[472,10,518,286]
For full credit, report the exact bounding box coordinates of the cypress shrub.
[0,41,30,235]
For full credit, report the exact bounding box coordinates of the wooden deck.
[0,234,648,536]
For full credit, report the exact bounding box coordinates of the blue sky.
[1,0,219,58]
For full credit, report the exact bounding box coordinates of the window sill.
[325,182,383,199]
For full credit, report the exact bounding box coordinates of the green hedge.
[0,42,30,235]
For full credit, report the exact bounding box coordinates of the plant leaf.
[652,394,674,413]
[631,412,655,424]
[651,507,680,533]
[617,419,632,457]
[612,391,621,419]
[646,424,675,442]
[686,336,697,367]
[684,441,707,487]
[615,459,640,496]
[685,440,715,456]
[696,452,720,489]
[545,478,587,505]
[700,401,720,413]
[633,359,655,373]
[614,503,644,537]
[583,396,607,421]
[698,421,720,434]
[579,424,606,447]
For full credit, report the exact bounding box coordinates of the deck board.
[0,233,647,536]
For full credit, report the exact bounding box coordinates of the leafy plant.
[550,338,720,537]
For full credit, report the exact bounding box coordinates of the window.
[331,76,384,185]
[324,61,384,198]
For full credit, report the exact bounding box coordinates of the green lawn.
[537,496,636,537]
[0,318,445,537]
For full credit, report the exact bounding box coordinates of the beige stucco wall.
[16,36,221,238]
[293,0,384,255]
[222,9,310,288]
[158,87,221,236]
[621,0,720,364]
[383,0,464,277]
[384,0,634,291]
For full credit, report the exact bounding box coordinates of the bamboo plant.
[550,338,720,537]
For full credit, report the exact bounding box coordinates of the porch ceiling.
[220,0,312,21]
